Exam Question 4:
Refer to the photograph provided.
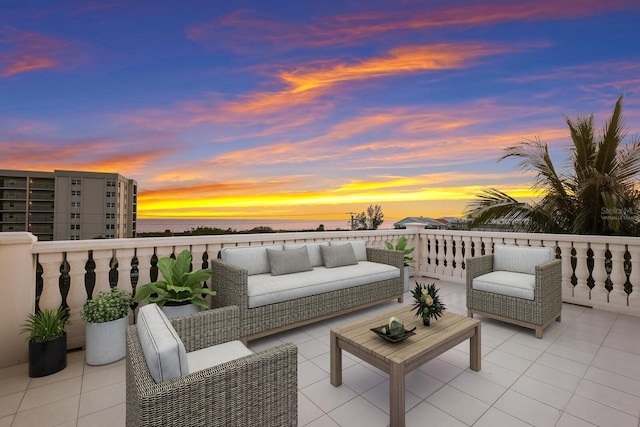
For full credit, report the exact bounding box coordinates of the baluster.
[150,249,159,282]
[609,243,628,305]
[461,235,471,272]
[452,236,463,278]
[442,235,454,277]
[131,250,139,311]
[59,253,71,319]
[427,233,437,274]
[35,255,43,314]
[557,241,574,301]
[573,242,590,300]
[202,251,210,289]
[470,236,482,258]
[590,243,609,304]
[85,250,96,299]
[109,250,119,289]
[627,245,640,310]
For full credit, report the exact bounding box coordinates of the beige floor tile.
[0,374,30,398]
[77,402,125,427]
[81,363,125,392]
[0,414,13,427]
[0,392,23,418]
[18,376,81,412]
[78,380,125,417]
[0,364,28,381]
[27,358,84,389]
[11,395,79,427]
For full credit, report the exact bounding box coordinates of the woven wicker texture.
[126,306,297,426]
[466,253,562,337]
[211,247,404,339]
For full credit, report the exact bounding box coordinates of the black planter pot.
[28,333,67,377]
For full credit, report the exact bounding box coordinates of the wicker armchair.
[126,306,297,427]
[466,246,562,339]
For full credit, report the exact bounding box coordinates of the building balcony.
[0,229,639,426]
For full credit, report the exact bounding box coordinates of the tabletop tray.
[370,325,416,343]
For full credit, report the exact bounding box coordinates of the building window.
[106,202,116,208]
[106,213,115,219]
[71,178,81,186]
[71,190,81,196]
[70,213,81,219]
[71,224,80,230]
[107,180,116,187]
[71,201,80,208]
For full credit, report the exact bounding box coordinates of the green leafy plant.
[133,250,216,308]
[20,308,69,343]
[80,288,133,323]
[410,282,445,322]
[385,236,415,266]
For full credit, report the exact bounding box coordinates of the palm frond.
[595,95,626,174]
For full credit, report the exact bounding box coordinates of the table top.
[331,307,480,366]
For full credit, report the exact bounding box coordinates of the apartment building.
[0,169,137,241]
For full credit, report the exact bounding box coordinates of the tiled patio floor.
[2,279,640,427]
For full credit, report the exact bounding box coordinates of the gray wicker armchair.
[126,305,298,427]
[466,245,562,338]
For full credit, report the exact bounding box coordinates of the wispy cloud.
[187,0,638,52]
[0,27,79,77]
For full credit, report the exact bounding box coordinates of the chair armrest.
[535,258,562,303]
[211,259,249,310]
[366,247,404,269]
[171,306,240,352]
[465,254,494,289]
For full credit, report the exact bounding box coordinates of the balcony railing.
[1,227,639,369]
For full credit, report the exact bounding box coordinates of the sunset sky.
[3,0,640,224]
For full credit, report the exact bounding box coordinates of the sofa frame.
[211,247,404,342]
[466,253,562,338]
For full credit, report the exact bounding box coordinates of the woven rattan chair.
[466,245,562,338]
[125,305,297,427]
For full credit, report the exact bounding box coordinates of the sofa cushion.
[266,246,313,276]
[493,244,554,275]
[247,261,400,308]
[321,243,357,268]
[330,240,367,261]
[136,303,189,383]
[220,244,283,275]
[284,242,328,267]
[472,271,535,300]
[187,340,253,374]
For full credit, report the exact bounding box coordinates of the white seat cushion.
[472,271,535,300]
[187,340,253,374]
[247,261,400,308]
[493,245,553,274]
[136,303,189,383]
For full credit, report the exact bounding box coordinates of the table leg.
[470,323,481,371]
[389,360,405,427]
[330,330,342,386]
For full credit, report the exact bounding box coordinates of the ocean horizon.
[137,218,395,233]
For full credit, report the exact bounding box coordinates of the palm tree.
[465,95,640,235]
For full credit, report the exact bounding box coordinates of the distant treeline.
[137,224,337,237]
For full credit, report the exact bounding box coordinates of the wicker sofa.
[211,240,404,341]
[466,244,562,338]
[125,305,297,427]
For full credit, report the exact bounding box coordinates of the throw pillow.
[320,243,358,268]
[266,247,313,276]
[329,240,367,261]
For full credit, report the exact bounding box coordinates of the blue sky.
[2,0,640,222]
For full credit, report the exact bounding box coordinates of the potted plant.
[133,250,216,318]
[385,236,415,291]
[410,282,446,326]
[80,287,133,365]
[20,308,69,377]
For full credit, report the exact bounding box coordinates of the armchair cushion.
[472,270,535,300]
[187,340,253,374]
[136,303,189,383]
[493,244,553,274]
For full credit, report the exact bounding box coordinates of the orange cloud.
[0,27,78,77]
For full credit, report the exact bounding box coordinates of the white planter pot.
[161,303,200,318]
[85,314,130,366]
[404,265,410,292]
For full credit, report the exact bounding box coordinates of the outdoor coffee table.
[330,308,481,427]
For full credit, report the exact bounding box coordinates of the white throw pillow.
[220,244,283,275]
[136,303,189,383]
